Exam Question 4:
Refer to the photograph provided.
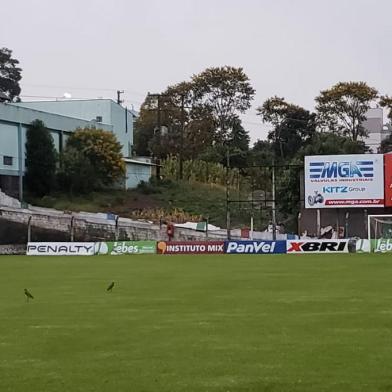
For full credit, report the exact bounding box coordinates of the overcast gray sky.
[2,0,391,142]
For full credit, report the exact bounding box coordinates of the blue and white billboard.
[305,154,384,208]
[225,241,286,254]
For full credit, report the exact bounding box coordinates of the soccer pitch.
[1,254,392,392]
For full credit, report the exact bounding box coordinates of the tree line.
[133,66,392,230]
[3,46,392,228]
[134,68,392,168]
[25,121,125,197]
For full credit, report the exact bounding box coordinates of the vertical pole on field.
[298,212,302,237]
[272,164,277,240]
[115,216,119,241]
[226,147,231,240]
[70,216,74,242]
[205,216,209,239]
[250,215,254,240]
[27,216,32,243]
[336,209,339,238]
[316,209,321,238]
[364,209,369,241]
[345,211,349,238]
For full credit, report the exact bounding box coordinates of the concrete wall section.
[0,206,219,243]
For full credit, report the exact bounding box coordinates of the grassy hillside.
[27,180,263,229]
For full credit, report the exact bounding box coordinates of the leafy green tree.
[133,102,156,156]
[248,140,274,166]
[298,132,368,157]
[0,47,22,102]
[192,66,255,140]
[135,83,216,160]
[60,128,125,193]
[225,117,250,168]
[135,67,254,165]
[257,96,316,160]
[25,120,57,196]
[57,147,96,194]
[315,82,378,141]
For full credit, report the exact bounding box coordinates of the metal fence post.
[70,216,75,242]
[115,216,119,241]
[27,216,32,242]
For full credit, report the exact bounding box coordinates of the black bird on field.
[24,288,34,302]
[106,282,115,292]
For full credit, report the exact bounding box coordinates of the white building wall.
[12,99,134,157]
[125,162,152,189]
[362,108,384,153]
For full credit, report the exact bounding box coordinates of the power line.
[19,94,143,106]
[22,83,147,97]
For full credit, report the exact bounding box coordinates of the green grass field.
[1,254,392,392]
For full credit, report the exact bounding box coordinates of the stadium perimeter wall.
[0,206,226,245]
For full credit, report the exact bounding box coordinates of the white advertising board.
[27,242,95,256]
[286,239,351,253]
[305,154,384,208]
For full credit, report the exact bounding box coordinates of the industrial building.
[0,99,154,198]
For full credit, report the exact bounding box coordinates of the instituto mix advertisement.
[305,154,384,208]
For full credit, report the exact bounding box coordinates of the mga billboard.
[305,154,384,208]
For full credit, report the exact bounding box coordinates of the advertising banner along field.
[27,242,95,256]
[305,154,385,208]
[157,241,224,254]
[225,241,286,254]
[371,239,392,253]
[95,241,156,255]
[286,239,354,253]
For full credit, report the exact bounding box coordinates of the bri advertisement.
[305,154,384,208]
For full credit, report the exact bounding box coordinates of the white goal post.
[368,215,392,243]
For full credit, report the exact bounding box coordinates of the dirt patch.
[108,193,162,217]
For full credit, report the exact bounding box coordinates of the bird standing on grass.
[24,289,34,302]
[107,282,115,292]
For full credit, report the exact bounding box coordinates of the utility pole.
[179,94,185,180]
[117,90,124,105]
[146,93,163,134]
[147,93,163,179]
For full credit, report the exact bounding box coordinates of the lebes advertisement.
[95,241,156,255]
[305,154,384,208]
